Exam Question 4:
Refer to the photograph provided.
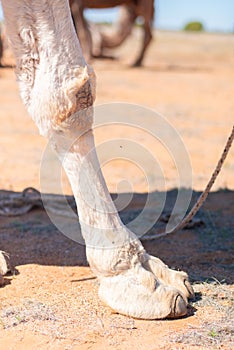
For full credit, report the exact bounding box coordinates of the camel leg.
[0,251,9,285]
[70,0,93,62]
[0,31,3,67]
[100,6,135,50]
[132,21,152,67]
[2,0,194,319]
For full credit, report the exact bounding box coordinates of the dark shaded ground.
[0,189,233,284]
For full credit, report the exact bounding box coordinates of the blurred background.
[1,0,234,32]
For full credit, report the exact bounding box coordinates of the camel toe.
[184,279,195,299]
[167,293,187,318]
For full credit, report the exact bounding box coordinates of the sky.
[0,0,233,33]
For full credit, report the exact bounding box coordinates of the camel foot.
[92,54,117,61]
[144,255,195,300]
[98,262,188,319]
[0,251,10,285]
[131,60,143,68]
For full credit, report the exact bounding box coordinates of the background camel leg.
[100,6,136,49]
[0,35,3,67]
[132,0,154,67]
[0,251,10,285]
[132,21,153,67]
[70,0,93,62]
[2,0,193,319]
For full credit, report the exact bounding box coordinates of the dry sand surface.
[0,30,234,349]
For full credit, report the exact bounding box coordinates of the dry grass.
[169,281,234,349]
[1,280,233,349]
[0,299,56,329]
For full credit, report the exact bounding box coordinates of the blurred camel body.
[0,24,15,67]
[0,1,154,67]
[0,40,2,67]
[0,0,194,320]
[0,26,3,66]
[70,0,154,66]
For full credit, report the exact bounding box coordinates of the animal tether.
[142,125,234,240]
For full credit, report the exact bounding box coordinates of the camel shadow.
[92,61,213,73]
[0,189,233,285]
[142,63,213,73]
[0,63,15,69]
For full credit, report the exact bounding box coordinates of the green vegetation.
[184,21,204,31]
[209,329,218,338]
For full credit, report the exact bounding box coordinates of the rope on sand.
[142,125,234,240]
